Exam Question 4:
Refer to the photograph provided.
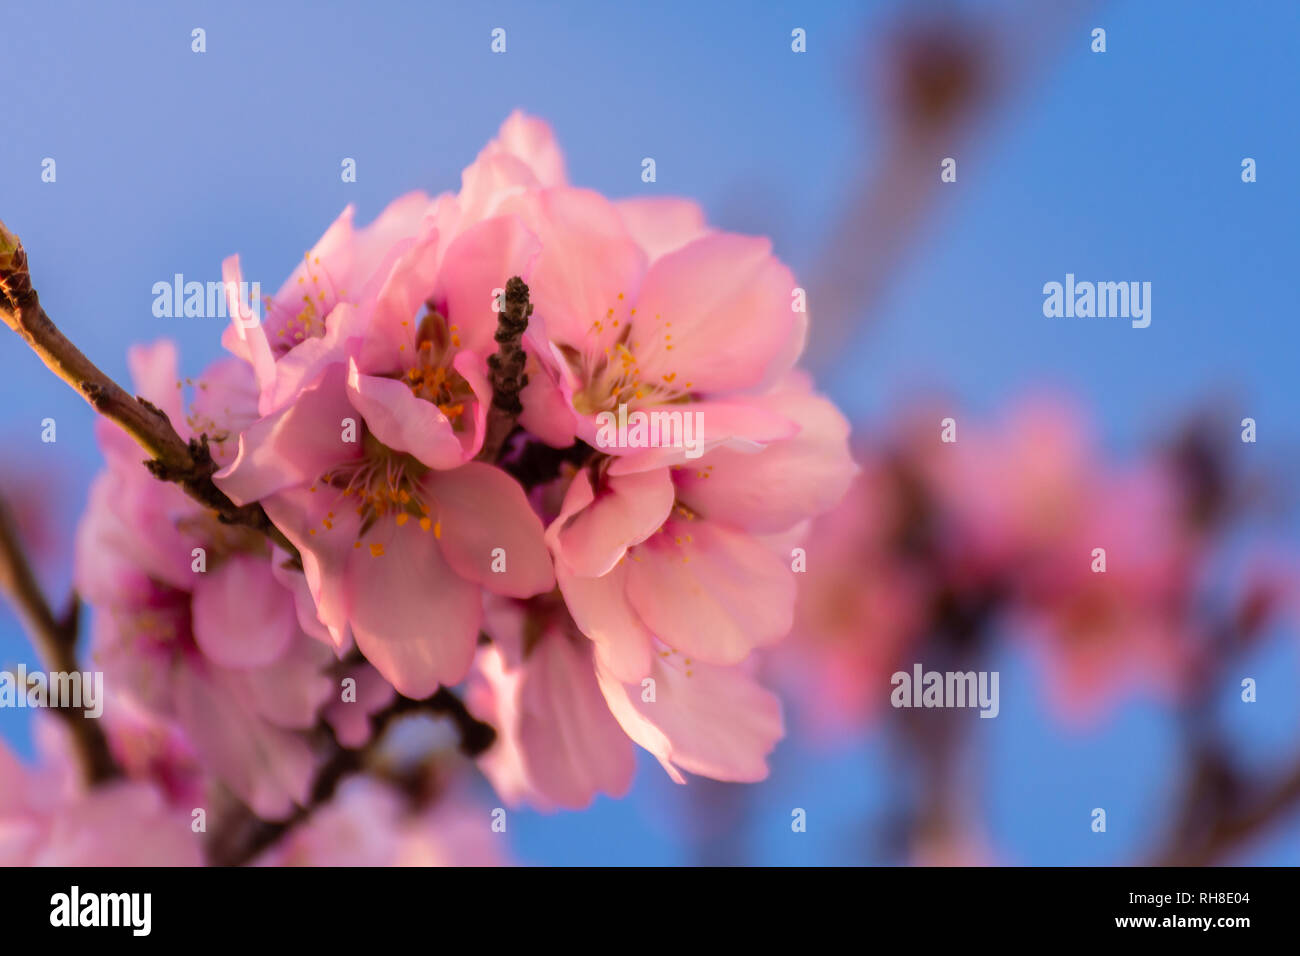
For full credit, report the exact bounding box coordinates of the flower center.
[398,309,475,427]
[268,253,349,354]
[567,297,693,414]
[309,431,440,552]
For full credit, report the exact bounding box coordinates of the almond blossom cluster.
[60,111,856,842]
[783,399,1288,730]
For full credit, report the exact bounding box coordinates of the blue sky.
[2,0,1297,864]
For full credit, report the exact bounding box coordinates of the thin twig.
[1149,609,1300,866]
[207,688,496,866]
[1149,755,1300,866]
[0,218,297,558]
[0,495,119,784]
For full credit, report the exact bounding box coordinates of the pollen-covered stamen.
[617,502,702,569]
[310,433,439,547]
[571,299,693,413]
[395,309,475,428]
[267,252,349,354]
[179,376,238,462]
[656,646,696,678]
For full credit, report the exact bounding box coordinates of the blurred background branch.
[0,492,118,784]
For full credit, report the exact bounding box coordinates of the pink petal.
[465,644,534,806]
[493,110,567,188]
[345,357,466,470]
[674,379,857,533]
[37,783,201,866]
[432,214,541,356]
[190,356,261,467]
[603,399,799,475]
[126,340,185,430]
[509,187,647,349]
[270,546,337,647]
[555,562,654,683]
[344,518,483,697]
[191,554,297,668]
[352,225,442,376]
[595,646,784,784]
[615,197,708,261]
[262,486,360,648]
[451,348,491,460]
[548,468,674,577]
[215,365,360,505]
[629,233,801,393]
[220,254,276,395]
[325,664,397,748]
[516,631,636,808]
[238,635,336,730]
[457,155,539,227]
[428,463,555,598]
[517,351,577,447]
[625,521,794,665]
[260,301,365,416]
[174,665,316,820]
[75,468,197,595]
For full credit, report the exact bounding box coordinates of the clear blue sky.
[2,0,1297,864]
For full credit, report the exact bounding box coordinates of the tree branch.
[206,687,496,866]
[0,218,297,558]
[1149,754,1300,866]
[475,276,532,464]
[0,494,119,785]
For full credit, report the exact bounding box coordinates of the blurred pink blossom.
[253,777,506,867]
[0,721,199,866]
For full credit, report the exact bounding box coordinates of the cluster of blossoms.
[25,110,855,852]
[784,399,1292,731]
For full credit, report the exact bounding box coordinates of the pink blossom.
[213,118,578,696]
[221,111,561,428]
[1012,462,1195,721]
[783,463,929,733]
[516,376,854,786]
[252,777,507,867]
[550,375,855,679]
[101,691,205,809]
[594,639,785,785]
[465,597,635,810]
[220,191,442,412]
[919,399,1196,717]
[75,341,334,819]
[213,360,554,697]
[785,398,1198,728]
[0,722,199,866]
[468,590,785,802]
[500,186,808,461]
[919,398,1098,585]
